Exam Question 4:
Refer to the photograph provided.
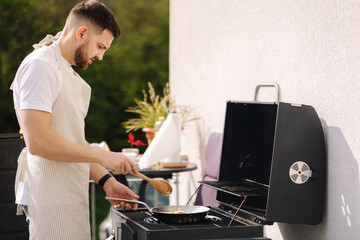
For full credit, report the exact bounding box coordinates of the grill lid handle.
[254,82,281,102]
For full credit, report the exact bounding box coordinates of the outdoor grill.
[110,83,326,240]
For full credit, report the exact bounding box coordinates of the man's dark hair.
[70,0,121,39]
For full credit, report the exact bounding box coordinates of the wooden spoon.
[130,171,172,196]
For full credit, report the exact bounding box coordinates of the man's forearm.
[20,109,137,175]
[90,162,111,183]
[20,109,109,165]
[27,129,111,164]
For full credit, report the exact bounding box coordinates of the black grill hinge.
[254,218,274,225]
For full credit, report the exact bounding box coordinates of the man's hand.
[103,177,139,211]
[101,152,138,175]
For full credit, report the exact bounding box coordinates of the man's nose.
[95,52,104,61]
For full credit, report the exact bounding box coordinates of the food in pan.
[165,208,186,214]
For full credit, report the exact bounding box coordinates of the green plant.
[122,82,200,132]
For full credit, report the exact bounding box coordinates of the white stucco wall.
[170,0,360,239]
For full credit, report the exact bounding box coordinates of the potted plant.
[122,82,199,145]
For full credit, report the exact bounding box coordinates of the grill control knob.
[289,161,312,184]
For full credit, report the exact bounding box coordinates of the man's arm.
[20,109,138,175]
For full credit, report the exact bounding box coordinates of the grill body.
[110,96,326,239]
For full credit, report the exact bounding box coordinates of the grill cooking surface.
[200,180,268,197]
[118,208,246,231]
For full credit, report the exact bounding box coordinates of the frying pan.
[106,197,210,224]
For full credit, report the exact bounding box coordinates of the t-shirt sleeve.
[19,59,61,113]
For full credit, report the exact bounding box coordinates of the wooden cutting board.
[156,162,188,168]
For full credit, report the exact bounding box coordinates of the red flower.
[127,132,146,147]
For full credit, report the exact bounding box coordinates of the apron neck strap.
[32,31,62,50]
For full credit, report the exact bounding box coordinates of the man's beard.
[74,41,90,70]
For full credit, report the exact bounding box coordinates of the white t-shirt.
[11,42,71,205]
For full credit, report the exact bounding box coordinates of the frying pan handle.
[254,82,281,102]
[105,196,153,214]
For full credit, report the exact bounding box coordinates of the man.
[11,1,139,239]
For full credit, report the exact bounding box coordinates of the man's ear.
[76,26,88,40]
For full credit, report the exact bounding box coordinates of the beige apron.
[14,34,92,240]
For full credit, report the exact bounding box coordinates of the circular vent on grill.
[289,161,312,184]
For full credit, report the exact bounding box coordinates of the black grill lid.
[214,83,326,225]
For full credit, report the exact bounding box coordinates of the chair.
[194,132,223,207]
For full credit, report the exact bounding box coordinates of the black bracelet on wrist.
[98,173,112,188]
